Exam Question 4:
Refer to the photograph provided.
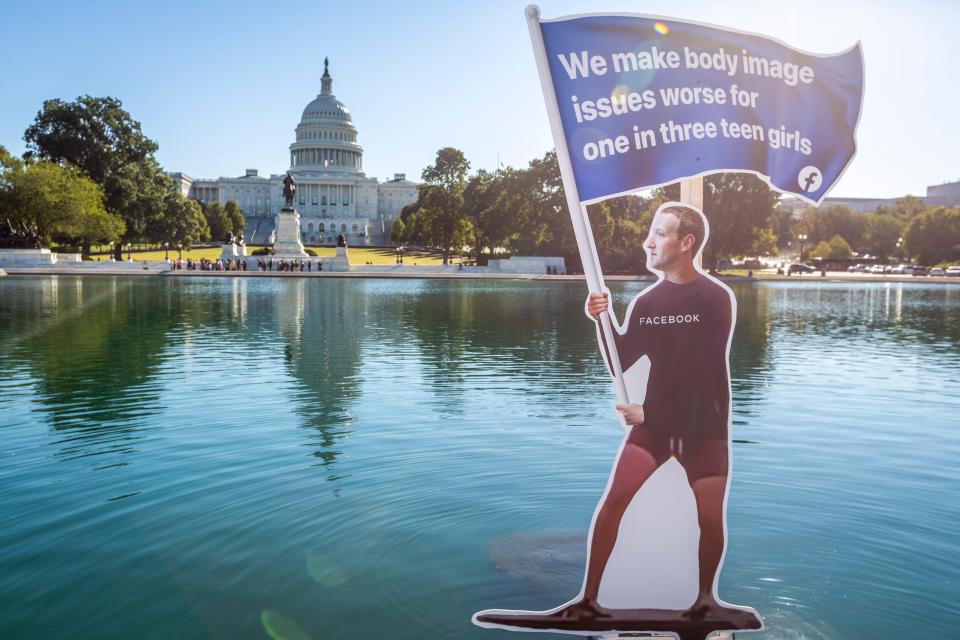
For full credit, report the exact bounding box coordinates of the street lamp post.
[798,233,808,261]
[896,237,903,262]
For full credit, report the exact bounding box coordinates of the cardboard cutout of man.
[474,203,761,638]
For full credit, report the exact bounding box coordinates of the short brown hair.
[661,205,705,256]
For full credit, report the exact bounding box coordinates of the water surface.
[1,276,957,639]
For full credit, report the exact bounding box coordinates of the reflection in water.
[727,283,773,426]
[1,277,167,460]
[394,280,617,423]
[280,279,365,480]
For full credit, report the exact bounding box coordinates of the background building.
[171,60,417,245]
[780,179,960,216]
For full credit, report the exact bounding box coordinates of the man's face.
[645,212,689,271]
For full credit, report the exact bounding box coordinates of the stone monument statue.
[0,219,42,249]
[274,172,307,257]
[282,172,296,210]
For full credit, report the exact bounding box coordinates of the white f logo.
[798,166,822,193]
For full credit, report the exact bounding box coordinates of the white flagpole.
[525,5,629,404]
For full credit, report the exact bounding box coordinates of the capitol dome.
[300,89,351,123]
[289,58,363,174]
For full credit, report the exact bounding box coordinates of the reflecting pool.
[0,276,957,639]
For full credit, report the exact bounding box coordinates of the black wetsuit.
[599,275,734,482]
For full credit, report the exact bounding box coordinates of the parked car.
[946,265,960,277]
[870,264,886,274]
[929,267,945,276]
[889,264,908,274]
[848,264,868,272]
[788,263,817,275]
[912,266,927,277]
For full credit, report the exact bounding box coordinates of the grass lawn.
[97,246,447,266]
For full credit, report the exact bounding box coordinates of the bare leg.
[581,442,660,604]
[687,475,728,616]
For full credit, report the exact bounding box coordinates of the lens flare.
[654,21,669,35]
[261,610,312,640]
[611,83,631,101]
[307,551,348,587]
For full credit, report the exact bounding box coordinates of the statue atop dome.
[321,57,333,96]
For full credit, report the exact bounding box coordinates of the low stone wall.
[44,260,170,272]
[0,248,80,267]
[487,256,566,275]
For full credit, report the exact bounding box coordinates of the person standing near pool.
[557,203,745,623]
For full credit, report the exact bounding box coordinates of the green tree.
[397,202,421,243]
[809,240,831,259]
[506,151,577,267]
[829,234,853,258]
[698,173,778,266]
[0,144,23,183]
[149,192,208,258]
[770,205,795,250]
[863,214,903,259]
[5,161,124,250]
[795,207,826,245]
[750,227,779,256]
[23,95,163,258]
[903,207,960,265]
[417,147,470,263]
[821,204,865,249]
[403,214,424,245]
[810,234,853,259]
[0,145,25,222]
[876,195,926,222]
[585,195,650,273]
[111,158,170,252]
[225,199,246,237]
[389,217,405,244]
[204,201,232,242]
[462,169,500,261]
[796,204,863,246]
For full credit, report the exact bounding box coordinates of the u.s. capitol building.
[169,60,417,245]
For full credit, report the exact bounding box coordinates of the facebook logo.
[798,166,823,193]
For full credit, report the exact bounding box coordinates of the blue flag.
[535,13,864,204]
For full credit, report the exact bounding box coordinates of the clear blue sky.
[1,0,957,198]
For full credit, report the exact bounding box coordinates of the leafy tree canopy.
[903,207,960,265]
[810,234,853,259]
[4,160,124,249]
[225,200,246,236]
[418,147,471,263]
[23,95,158,208]
[203,201,232,243]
